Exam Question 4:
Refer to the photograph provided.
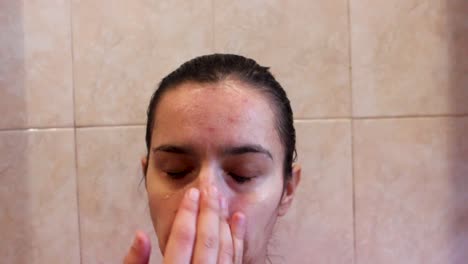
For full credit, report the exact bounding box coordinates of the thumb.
[124,231,151,264]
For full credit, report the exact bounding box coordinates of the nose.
[193,163,229,198]
[192,164,232,218]
[196,164,220,191]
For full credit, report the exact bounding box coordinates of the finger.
[192,185,220,264]
[163,188,200,264]
[218,197,234,264]
[230,212,246,264]
[123,231,151,264]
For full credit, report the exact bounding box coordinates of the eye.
[166,170,190,179]
[229,173,253,184]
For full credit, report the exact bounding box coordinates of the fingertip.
[186,187,200,202]
[135,230,144,242]
[232,212,246,224]
[133,231,151,259]
[231,212,246,239]
[199,185,220,214]
[180,188,200,213]
[125,231,151,264]
[231,212,246,264]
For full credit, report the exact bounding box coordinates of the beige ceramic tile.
[354,117,468,264]
[214,0,350,118]
[72,0,213,126]
[0,129,80,263]
[351,0,468,117]
[272,120,354,263]
[0,0,73,129]
[76,126,162,263]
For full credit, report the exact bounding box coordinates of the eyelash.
[228,173,252,184]
[165,171,253,184]
[166,171,188,179]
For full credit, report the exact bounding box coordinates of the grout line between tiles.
[211,0,215,52]
[296,114,468,121]
[346,0,357,262]
[353,113,468,119]
[0,127,75,132]
[75,124,146,129]
[294,118,351,122]
[2,113,468,133]
[69,1,83,263]
[351,117,357,264]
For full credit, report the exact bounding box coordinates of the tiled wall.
[1,0,467,263]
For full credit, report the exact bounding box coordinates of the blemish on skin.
[162,193,173,200]
[162,191,179,200]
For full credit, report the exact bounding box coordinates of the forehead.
[152,80,280,150]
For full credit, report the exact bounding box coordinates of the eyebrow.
[223,144,273,160]
[152,144,273,160]
[152,145,194,155]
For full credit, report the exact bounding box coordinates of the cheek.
[147,180,185,252]
[229,174,284,220]
[227,182,284,253]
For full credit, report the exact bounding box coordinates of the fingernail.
[236,214,246,228]
[233,213,246,238]
[188,188,200,202]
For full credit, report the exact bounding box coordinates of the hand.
[123,231,151,264]
[123,187,246,264]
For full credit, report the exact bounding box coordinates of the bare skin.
[124,80,301,263]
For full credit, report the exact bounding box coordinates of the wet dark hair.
[145,54,297,182]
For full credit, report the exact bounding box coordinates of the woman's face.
[144,80,299,262]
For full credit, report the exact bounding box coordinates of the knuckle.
[201,233,218,250]
[220,233,233,256]
[221,246,234,258]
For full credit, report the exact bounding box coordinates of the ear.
[141,155,148,176]
[278,164,301,216]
